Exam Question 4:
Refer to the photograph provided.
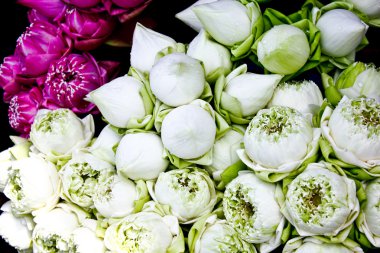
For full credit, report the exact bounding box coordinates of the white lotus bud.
[115,132,169,181]
[161,104,216,159]
[150,53,205,107]
[130,23,176,73]
[347,0,380,19]
[86,75,148,128]
[257,24,310,75]
[316,9,368,57]
[88,125,122,164]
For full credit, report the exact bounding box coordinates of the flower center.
[8,96,20,128]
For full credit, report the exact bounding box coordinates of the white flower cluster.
[1,0,380,252]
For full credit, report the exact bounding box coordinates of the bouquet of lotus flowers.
[1,0,380,252]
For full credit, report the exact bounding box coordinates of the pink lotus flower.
[102,0,152,23]
[60,8,116,51]
[42,53,119,114]
[17,0,67,20]
[8,87,43,136]
[15,21,71,77]
[62,0,101,9]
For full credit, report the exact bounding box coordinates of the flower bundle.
[0,0,156,137]
[1,0,380,252]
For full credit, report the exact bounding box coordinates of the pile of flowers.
[1,0,380,252]
[0,0,155,137]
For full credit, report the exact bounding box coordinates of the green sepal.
[133,180,150,213]
[335,62,366,89]
[8,140,31,160]
[187,214,212,253]
[321,73,343,106]
[312,99,329,128]
[155,43,187,61]
[216,160,247,190]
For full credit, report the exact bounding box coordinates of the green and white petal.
[104,211,184,253]
[282,162,359,238]
[147,167,217,224]
[59,151,115,209]
[321,97,380,171]
[222,170,284,251]
[69,219,106,253]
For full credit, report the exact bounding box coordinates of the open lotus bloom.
[334,62,380,102]
[59,151,115,209]
[356,178,380,247]
[29,109,94,160]
[88,124,122,165]
[150,53,206,107]
[257,24,310,75]
[267,80,324,121]
[223,171,285,253]
[3,156,61,216]
[147,167,217,224]
[237,106,321,182]
[0,201,34,251]
[92,174,149,218]
[130,23,177,73]
[316,9,368,58]
[32,203,90,252]
[281,162,360,239]
[215,64,283,124]
[104,210,185,252]
[187,30,232,82]
[320,97,380,178]
[283,236,364,253]
[188,214,257,253]
[205,126,245,181]
[157,99,229,168]
[115,132,169,181]
[86,74,154,129]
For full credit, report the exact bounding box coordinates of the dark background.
[0,0,379,252]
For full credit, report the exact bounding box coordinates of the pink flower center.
[9,96,20,128]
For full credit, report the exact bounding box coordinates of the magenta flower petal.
[42,53,118,114]
[28,9,52,23]
[17,0,67,19]
[62,0,101,9]
[15,21,71,77]
[60,8,116,51]
[8,87,43,135]
[102,0,152,23]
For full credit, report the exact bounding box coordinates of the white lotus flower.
[187,30,232,81]
[189,214,257,253]
[130,23,176,73]
[257,24,310,75]
[267,80,324,120]
[115,132,169,181]
[357,178,380,247]
[148,167,217,224]
[206,126,244,181]
[238,106,320,180]
[32,203,89,253]
[347,0,380,19]
[175,0,219,32]
[88,125,122,164]
[93,174,148,218]
[283,236,364,253]
[321,97,380,170]
[192,0,252,46]
[104,211,184,253]
[86,75,149,128]
[4,156,61,215]
[150,53,205,107]
[316,9,368,58]
[29,109,94,158]
[282,162,359,237]
[0,201,34,251]
[59,151,115,209]
[222,67,283,117]
[335,62,380,102]
[70,219,106,253]
[223,171,284,253]
[161,102,216,159]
